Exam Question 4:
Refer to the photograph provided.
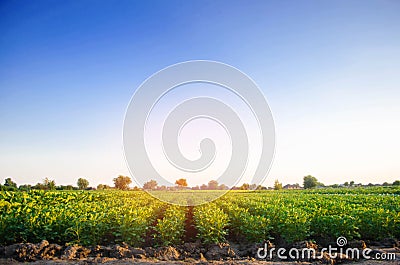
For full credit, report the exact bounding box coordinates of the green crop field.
[1,187,399,247]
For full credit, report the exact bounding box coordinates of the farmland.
[1,187,399,248]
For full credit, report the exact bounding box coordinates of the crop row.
[215,191,400,243]
[1,188,399,246]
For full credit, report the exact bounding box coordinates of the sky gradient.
[1,0,400,187]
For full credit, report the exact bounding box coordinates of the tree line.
[1,175,399,192]
[0,175,135,191]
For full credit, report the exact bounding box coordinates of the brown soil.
[0,240,398,264]
[0,259,398,264]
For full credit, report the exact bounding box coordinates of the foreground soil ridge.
[1,239,399,264]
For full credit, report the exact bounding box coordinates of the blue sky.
[1,0,399,187]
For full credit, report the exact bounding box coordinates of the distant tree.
[143,180,158,190]
[158,185,167,191]
[43,177,56,190]
[208,180,219,190]
[317,181,325,187]
[344,181,349,187]
[175,178,188,188]
[32,182,46,190]
[303,175,318,189]
[77,178,89,190]
[350,181,355,187]
[274,180,282,190]
[4,177,17,188]
[18,184,31,191]
[393,180,400,186]
[200,184,208,190]
[0,185,15,191]
[240,183,250,190]
[191,185,200,190]
[331,184,339,188]
[49,181,56,190]
[219,184,229,190]
[113,175,132,190]
[132,186,141,191]
[2,178,17,191]
[97,184,111,190]
[57,185,75,190]
[382,182,389,186]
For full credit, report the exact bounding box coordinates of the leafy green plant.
[194,203,229,244]
[154,205,186,245]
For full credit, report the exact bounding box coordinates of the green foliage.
[154,205,186,245]
[216,187,400,244]
[4,178,17,188]
[194,203,229,244]
[77,178,89,190]
[274,179,282,190]
[0,190,162,246]
[0,187,399,247]
[311,215,360,241]
[303,175,318,189]
[219,201,272,242]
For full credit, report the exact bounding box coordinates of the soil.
[0,240,399,264]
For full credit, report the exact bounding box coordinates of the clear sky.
[1,0,399,187]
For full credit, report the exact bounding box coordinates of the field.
[0,187,399,263]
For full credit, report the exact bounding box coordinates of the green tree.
[393,180,400,186]
[57,185,74,190]
[77,178,89,190]
[32,182,46,190]
[43,177,56,190]
[113,175,132,190]
[317,181,325,187]
[274,179,282,190]
[4,177,17,188]
[303,175,318,189]
[18,184,31,191]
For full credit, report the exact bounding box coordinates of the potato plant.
[154,205,186,246]
[193,203,229,244]
[0,187,399,247]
